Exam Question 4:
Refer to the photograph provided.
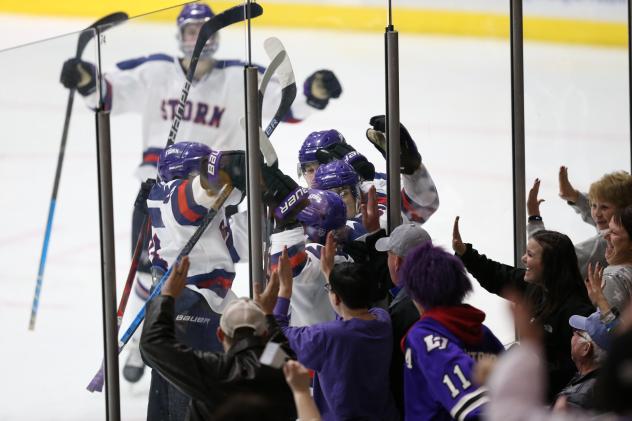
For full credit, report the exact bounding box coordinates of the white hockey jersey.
[269,227,353,327]
[268,163,439,326]
[147,175,248,310]
[84,54,314,171]
[362,163,440,230]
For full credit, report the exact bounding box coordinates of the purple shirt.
[274,297,398,421]
[403,317,504,421]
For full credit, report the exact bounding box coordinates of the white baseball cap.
[219,298,266,338]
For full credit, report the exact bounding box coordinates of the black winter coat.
[458,244,594,402]
[140,295,297,421]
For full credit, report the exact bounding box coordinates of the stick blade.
[194,3,264,62]
[263,37,295,88]
[86,364,105,393]
[77,12,129,57]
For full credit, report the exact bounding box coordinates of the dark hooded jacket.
[140,295,297,421]
[457,243,594,402]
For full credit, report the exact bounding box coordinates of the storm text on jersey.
[160,99,226,127]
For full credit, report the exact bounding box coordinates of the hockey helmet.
[297,189,348,244]
[313,160,359,193]
[176,3,219,59]
[298,129,345,166]
[158,141,212,182]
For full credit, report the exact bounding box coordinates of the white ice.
[0,12,628,421]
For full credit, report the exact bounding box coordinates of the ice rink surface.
[0,11,629,420]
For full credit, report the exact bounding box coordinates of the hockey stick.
[87,5,264,391]
[28,11,128,331]
[259,38,297,274]
[117,216,151,326]
[263,37,297,138]
[167,2,263,146]
[85,215,150,392]
[258,49,287,120]
[87,184,234,392]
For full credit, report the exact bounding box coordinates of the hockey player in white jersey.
[143,140,309,419]
[270,119,440,327]
[297,116,440,229]
[60,3,342,169]
[269,189,354,327]
[59,2,342,383]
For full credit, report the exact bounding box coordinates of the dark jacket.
[388,287,419,418]
[458,244,594,402]
[556,369,599,410]
[344,228,393,303]
[141,295,297,421]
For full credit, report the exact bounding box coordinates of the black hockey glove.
[261,165,309,227]
[134,179,156,215]
[303,70,342,110]
[315,142,375,181]
[200,150,246,193]
[366,115,422,175]
[60,58,97,96]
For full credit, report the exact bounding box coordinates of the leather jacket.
[141,295,297,421]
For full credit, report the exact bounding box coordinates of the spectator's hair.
[527,230,590,321]
[612,205,632,239]
[329,262,373,310]
[400,242,472,309]
[588,171,632,209]
[577,332,607,365]
[231,327,257,342]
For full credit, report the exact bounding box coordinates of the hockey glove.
[366,115,421,175]
[200,150,246,193]
[261,165,309,227]
[303,70,342,110]
[315,142,375,181]
[60,58,97,96]
[134,179,156,215]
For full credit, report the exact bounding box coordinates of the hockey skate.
[123,338,145,383]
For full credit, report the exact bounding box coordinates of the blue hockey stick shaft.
[87,184,233,392]
[28,12,128,331]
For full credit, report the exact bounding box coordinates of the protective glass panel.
[97,2,251,416]
[523,3,629,274]
[0,27,105,419]
[392,2,515,344]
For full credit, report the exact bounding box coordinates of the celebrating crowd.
[58,2,632,420]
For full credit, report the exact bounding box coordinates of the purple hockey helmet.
[158,141,212,182]
[298,129,345,166]
[297,189,347,243]
[176,3,218,59]
[313,160,359,192]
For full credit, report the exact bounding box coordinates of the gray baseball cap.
[375,223,431,256]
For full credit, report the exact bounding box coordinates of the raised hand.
[585,262,610,312]
[321,231,337,279]
[303,69,342,110]
[278,246,294,299]
[366,115,421,174]
[283,360,312,393]
[254,270,280,315]
[558,166,579,203]
[161,256,190,298]
[60,58,96,95]
[527,178,544,217]
[361,185,380,233]
[452,216,466,256]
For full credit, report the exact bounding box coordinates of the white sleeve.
[269,227,353,326]
[400,162,440,224]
